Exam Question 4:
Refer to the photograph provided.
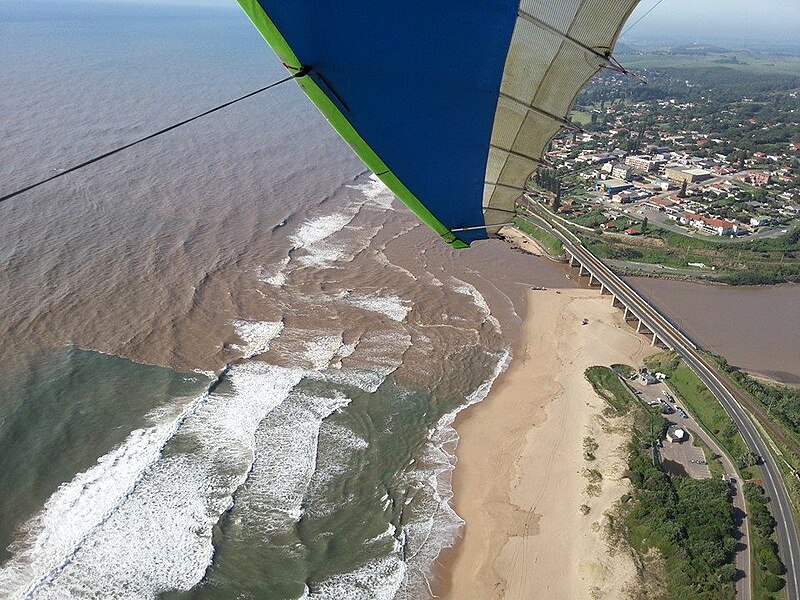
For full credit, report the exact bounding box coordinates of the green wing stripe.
[236,0,469,249]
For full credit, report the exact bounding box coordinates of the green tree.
[641,216,648,234]
[552,186,562,211]
[679,179,688,198]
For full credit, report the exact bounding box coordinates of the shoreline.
[433,288,659,599]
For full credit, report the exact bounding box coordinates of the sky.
[121,0,800,46]
[622,0,800,46]
[15,0,800,50]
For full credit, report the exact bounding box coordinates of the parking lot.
[659,431,711,479]
[631,376,712,479]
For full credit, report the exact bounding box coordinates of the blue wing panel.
[256,1,519,244]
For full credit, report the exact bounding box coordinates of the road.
[523,199,800,600]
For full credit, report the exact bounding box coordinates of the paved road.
[523,199,800,600]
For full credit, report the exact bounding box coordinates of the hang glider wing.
[238,0,640,247]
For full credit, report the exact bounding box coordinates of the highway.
[522,200,800,600]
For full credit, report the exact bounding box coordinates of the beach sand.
[439,288,659,599]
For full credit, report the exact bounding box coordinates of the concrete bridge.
[566,250,666,347]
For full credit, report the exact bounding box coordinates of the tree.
[552,186,562,211]
[641,216,648,234]
[679,179,688,198]
[737,451,760,469]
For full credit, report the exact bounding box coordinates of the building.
[642,197,675,211]
[611,191,634,204]
[665,167,712,185]
[624,154,659,173]
[611,163,633,181]
[679,212,739,236]
[666,428,686,443]
[600,179,633,195]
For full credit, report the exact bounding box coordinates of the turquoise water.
[0,347,210,564]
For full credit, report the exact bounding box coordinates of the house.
[640,373,658,384]
[734,170,770,186]
[678,212,738,236]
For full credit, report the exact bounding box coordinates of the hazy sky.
[75,0,800,46]
[622,0,800,44]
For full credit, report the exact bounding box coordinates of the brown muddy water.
[628,277,800,384]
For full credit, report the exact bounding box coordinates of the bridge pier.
[652,332,659,346]
[578,264,586,277]
[623,306,630,320]
[588,272,595,286]
[568,253,576,267]
[636,319,644,333]
[599,282,606,294]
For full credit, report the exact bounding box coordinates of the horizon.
[5,0,799,48]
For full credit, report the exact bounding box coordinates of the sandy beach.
[439,288,659,599]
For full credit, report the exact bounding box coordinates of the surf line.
[14,363,237,600]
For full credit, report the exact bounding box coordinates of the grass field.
[584,365,637,414]
[513,217,564,257]
[620,51,800,77]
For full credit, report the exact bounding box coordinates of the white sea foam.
[290,213,355,250]
[344,293,411,322]
[0,393,209,599]
[232,390,351,532]
[232,319,284,357]
[302,333,346,370]
[1,363,305,600]
[350,174,396,211]
[307,329,411,393]
[374,251,418,282]
[451,278,502,334]
[395,349,512,600]
[260,257,290,286]
[312,554,406,600]
[329,341,357,370]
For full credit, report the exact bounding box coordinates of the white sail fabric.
[483,0,641,234]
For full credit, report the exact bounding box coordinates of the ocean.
[0,2,570,598]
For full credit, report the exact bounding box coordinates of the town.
[522,48,800,285]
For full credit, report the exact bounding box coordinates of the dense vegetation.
[746,482,787,598]
[715,354,800,436]
[584,365,739,598]
[625,442,737,599]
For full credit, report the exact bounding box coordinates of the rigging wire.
[621,0,666,37]
[0,69,308,205]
